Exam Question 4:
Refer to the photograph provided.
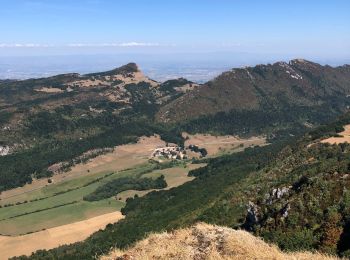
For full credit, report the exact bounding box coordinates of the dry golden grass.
[35,87,64,93]
[183,133,267,156]
[321,124,350,144]
[67,79,108,88]
[111,71,158,87]
[69,135,165,174]
[101,223,339,260]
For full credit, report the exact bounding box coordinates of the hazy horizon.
[0,0,349,82]
[1,52,349,83]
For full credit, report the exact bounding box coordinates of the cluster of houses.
[0,146,10,156]
[151,143,208,161]
[151,144,187,160]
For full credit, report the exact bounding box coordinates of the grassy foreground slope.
[101,223,338,260]
[18,113,350,259]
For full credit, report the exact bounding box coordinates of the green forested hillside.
[0,64,189,191]
[1,61,350,192]
[157,60,350,123]
[16,113,350,259]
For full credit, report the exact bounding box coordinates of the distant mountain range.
[0,58,349,191]
[2,59,350,152]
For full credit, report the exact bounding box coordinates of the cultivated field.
[0,153,204,235]
[183,132,267,156]
[0,199,124,235]
[0,165,153,235]
[0,135,165,202]
[67,135,165,177]
[0,132,250,237]
[0,211,124,260]
[0,133,220,255]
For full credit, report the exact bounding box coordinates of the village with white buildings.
[150,143,207,161]
[151,144,187,160]
[0,145,10,156]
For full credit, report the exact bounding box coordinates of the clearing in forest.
[116,163,205,201]
[183,132,267,156]
[321,124,350,144]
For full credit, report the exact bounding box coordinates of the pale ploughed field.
[0,212,123,260]
[183,132,267,156]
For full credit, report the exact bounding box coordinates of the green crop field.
[0,163,155,235]
[0,161,203,235]
[0,199,124,236]
[0,163,153,206]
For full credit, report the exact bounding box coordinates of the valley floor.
[0,133,265,258]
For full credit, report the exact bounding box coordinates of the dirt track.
[0,211,124,260]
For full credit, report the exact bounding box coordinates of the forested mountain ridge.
[1,60,349,195]
[0,62,196,147]
[0,64,197,191]
[157,59,350,123]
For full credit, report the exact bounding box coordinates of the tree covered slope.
[0,64,192,191]
[157,59,350,123]
[17,113,350,259]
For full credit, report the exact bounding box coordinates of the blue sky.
[0,0,349,60]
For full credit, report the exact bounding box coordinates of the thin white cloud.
[119,42,160,47]
[0,43,54,48]
[0,42,162,48]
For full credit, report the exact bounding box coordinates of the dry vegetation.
[110,71,158,88]
[174,83,200,93]
[183,132,267,156]
[101,223,339,260]
[35,87,64,93]
[0,212,124,260]
[68,135,165,175]
[321,124,350,144]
